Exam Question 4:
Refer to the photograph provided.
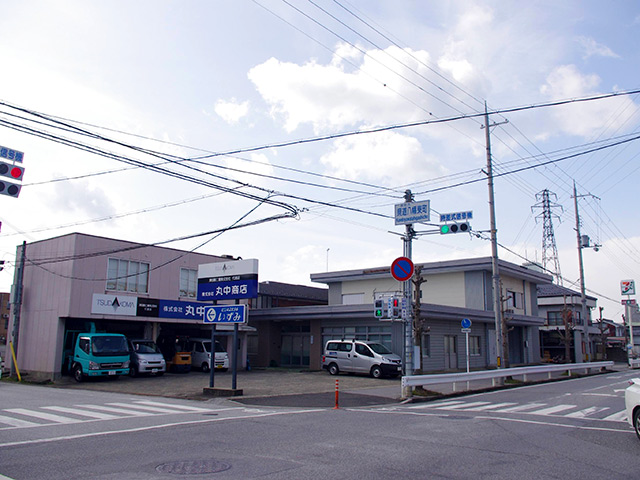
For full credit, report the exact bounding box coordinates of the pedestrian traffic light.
[440,222,470,234]
[0,161,24,181]
[390,297,401,318]
[0,180,20,197]
[374,299,386,319]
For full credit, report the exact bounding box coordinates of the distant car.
[188,338,229,373]
[128,339,166,377]
[625,378,640,439]
[322,340,402,378]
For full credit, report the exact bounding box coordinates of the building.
[537,283,598,363]
[0,292,9,343]
[5,233,255,382]
[249,257,552,372]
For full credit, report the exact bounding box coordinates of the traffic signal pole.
[402,190,416,398]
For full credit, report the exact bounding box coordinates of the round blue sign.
[461,318,472,329]
[391,257,414,282]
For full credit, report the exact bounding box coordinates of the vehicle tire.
[328,363,339,375]
[634,409,640,440]
[221,368,228,372]
[202,362,210,373]
[156,372,164,376]
[129,366,137,377]
[370,365,383,379]
[73,364,84,383]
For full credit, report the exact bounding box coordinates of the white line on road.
[462,402,518,411]
[73,405,155,416]
[602,410,628,422]
[565,407,609,418]
[527,404,577,415]
[41,406,119,420]
[492,403,547,413]
[475,415,634,434]
[4,408,79,424]
[0,415,39,428]
[435,401,491,410]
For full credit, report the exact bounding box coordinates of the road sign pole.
[209,324,216,388]
[466,330,470,373]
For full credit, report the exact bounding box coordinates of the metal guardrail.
[630,358,640,369]
[402,361,614,393]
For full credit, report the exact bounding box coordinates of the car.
[188,338,229,372]
[625,378,640,439]
[128,339,166,377]
[321,340,402,378]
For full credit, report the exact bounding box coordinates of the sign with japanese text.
[0,145,24,163]
[394,200,430,225]
[439,211,473,223]
[197,259,259,301]
[203,305,247,324]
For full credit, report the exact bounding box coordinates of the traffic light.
[374,299,387,319]
[389,297,401,318]
[440,222,470,234]
[0,180,20,197]
[0,161,24,181]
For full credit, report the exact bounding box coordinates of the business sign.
[394,200,430,225]
[197,259,259,301]
[91,294,138,316]
[621,280,636,296]
[0,145,24,163]
[203,305,246,324]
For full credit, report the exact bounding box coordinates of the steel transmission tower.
[532,189,563,285]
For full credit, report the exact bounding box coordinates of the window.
[547,311,563,326]
[342,293,364,305]
[180,268,198,298]
[322,326,392,351]
[422,334,431,357]
[106,258,149,293]
[507,290,524,310]
[355,344,373,357]
[469,336,481,356]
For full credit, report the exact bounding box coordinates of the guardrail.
[402,361,614,393]
[630,358,640,369]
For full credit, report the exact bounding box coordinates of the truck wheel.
[73,365,84,383]
[370,365,383,379]
[129,366,137,377]
[328,363,339,375]
[202,362,210,373]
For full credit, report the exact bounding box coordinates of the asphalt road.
[1,369,638,479]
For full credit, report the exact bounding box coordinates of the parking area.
[49,368,403,407]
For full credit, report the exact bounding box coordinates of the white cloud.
[320,131,446,183]
[539,65,639,137]
[576,36,620,60]
[48,180,115,219]
[214,98,249,124]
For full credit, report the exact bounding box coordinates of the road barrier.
[630,358,640,369]
[402,361,614,395]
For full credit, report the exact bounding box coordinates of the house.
[249,257,552,372]
[537,283,598,363]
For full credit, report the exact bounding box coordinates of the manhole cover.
[156,460,231,475]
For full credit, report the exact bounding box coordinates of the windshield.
[203,341,226,353]
[133,341,160,354]
[368,343,393,355]
[91,336,129,356]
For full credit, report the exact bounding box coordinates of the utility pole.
[10,241,26,378]
[573,181,592,363]
[483,102,507,369]
[402,189,416,379]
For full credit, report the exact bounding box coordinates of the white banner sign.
[91,293,138,316]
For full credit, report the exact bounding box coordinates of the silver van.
[322,340,402,378]
[128,339,166,377]
[188,338,229,372]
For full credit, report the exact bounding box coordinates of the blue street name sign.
[203,305,247,324]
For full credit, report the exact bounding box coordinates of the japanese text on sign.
[439,211,473,222]
[0,146,24,163]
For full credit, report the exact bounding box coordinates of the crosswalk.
[0,400,223,429]
[408,399,628,422]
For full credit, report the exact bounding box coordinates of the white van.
[188,338,229,372]
[322,340,402,378]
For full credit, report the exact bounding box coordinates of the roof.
[258,281,328,302]
[537,283,597,302]
[311,256,552,285]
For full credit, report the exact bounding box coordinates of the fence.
[402,361,614,394]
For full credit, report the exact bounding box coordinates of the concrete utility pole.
[402,189,416,378]
[483,103,506,368]
[573,181,591,363]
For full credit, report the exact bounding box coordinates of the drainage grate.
[156,460,231,475]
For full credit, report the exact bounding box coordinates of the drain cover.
[156,460,231,475]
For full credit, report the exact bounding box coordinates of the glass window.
[547,311,563,326]
[179,268,197,298]
[422,334,431,357]
[106,258,150,294]
[469,336,481,356]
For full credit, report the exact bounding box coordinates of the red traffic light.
[0,161,24,181]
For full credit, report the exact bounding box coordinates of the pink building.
[6,233,252,381]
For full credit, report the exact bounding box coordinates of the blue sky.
[1,1,639,321]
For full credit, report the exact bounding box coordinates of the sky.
[0,1,639,323]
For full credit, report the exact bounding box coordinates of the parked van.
[322,340,402,378]
[188,338,229,372]
[128,339,166,377]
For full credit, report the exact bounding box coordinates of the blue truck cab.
[70,333,130,382]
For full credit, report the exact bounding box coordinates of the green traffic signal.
[440,224,450,234]
[375,308,383,318]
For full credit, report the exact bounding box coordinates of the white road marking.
[435,401,491,410]
[602,410,628,422]
[565,407,609,418]
[493,403,547,413]
[73,405,155,416]
[0,415,39,428]
[4,408,78,424]
[41,406,119,420]
[462,402,518,411]
[527,404,577,415]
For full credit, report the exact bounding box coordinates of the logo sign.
[198,259,259,301]
[394,200,430,225]
[461,318,472,329]
[622,299,637,306]
[621,280,636,296]
[439,211,473,223]
[203,305,247,324]
[91,294,137,316]
[391,257,414,282]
